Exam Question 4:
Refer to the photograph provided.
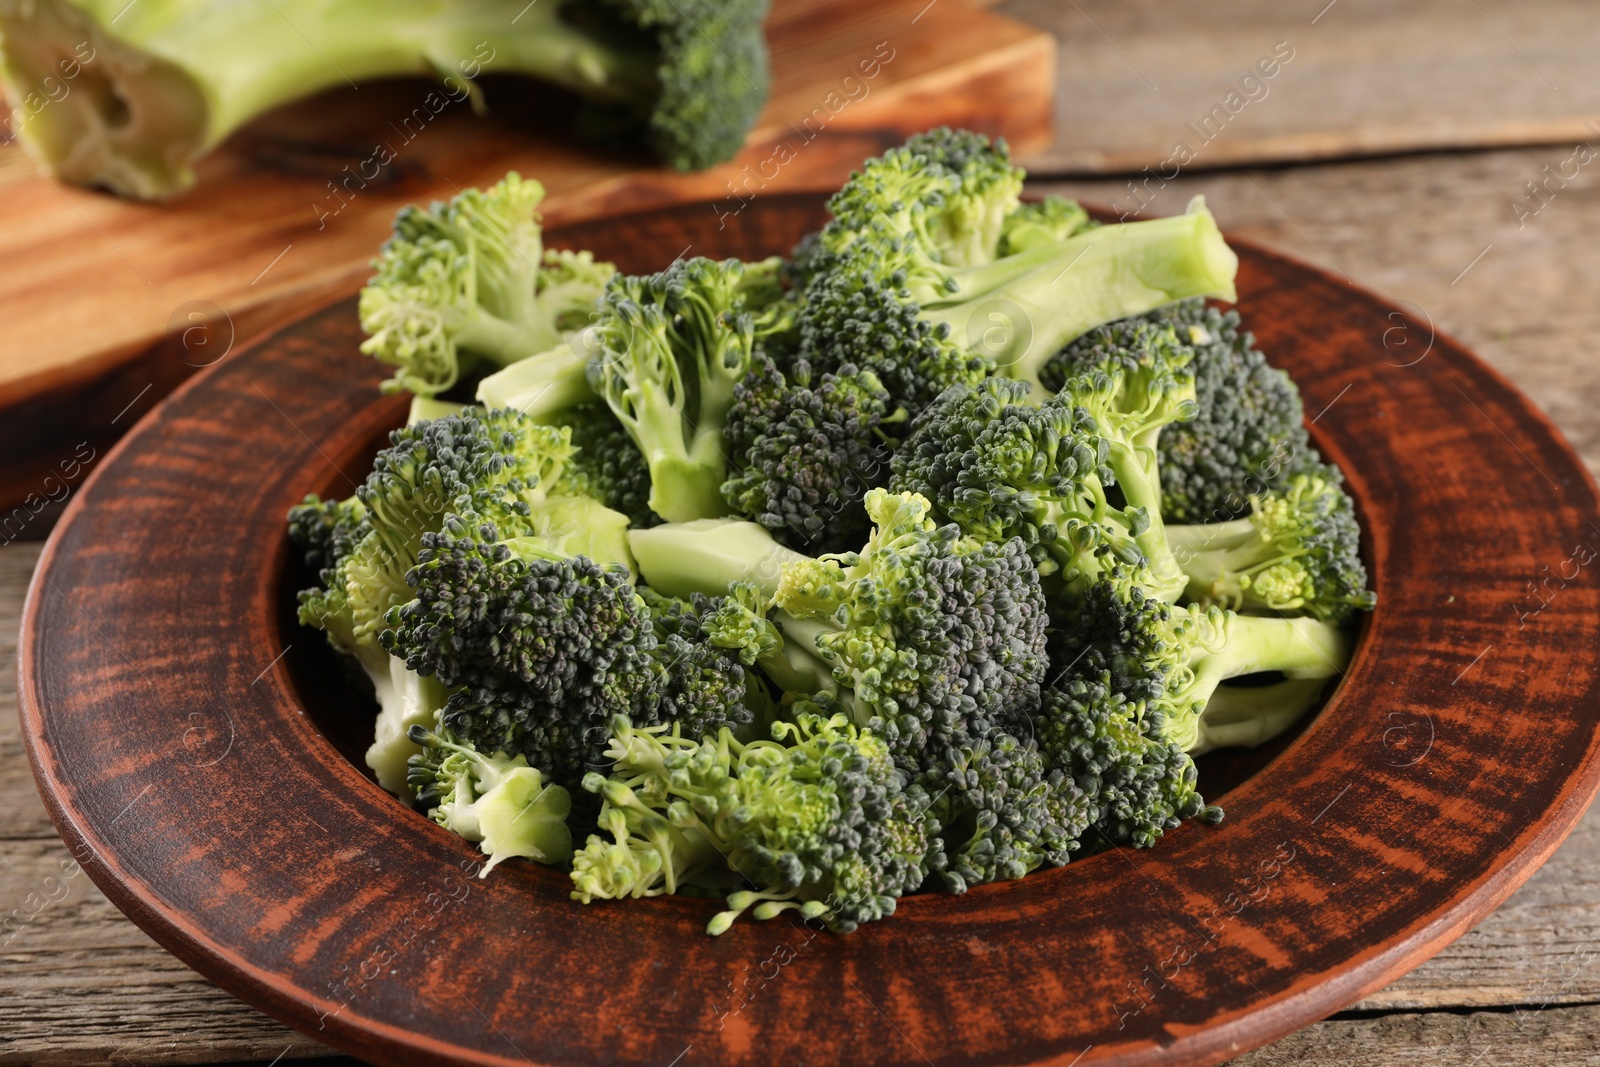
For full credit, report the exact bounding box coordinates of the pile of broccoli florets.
[289,129,1375,935]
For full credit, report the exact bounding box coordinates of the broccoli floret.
[636,588,755,740]
[376,438,755,784]
[292,408,577,793]
[549,403,657,527]
[408,725,574,874]
[721,356,899,554]
[287,493,367,579]
[998,196,1097,257]
[381,504,656,786]
[1034,673,1217,850]
[891,334,1196,604]
[0,0,772,200]
[797,132,1237,411]
[921,730,1090,892]
[1168,468,1376,624]
[1049,300,1315,522]
[1034,557,1349,850]
[570,711,936,934]
[359,175,615,397]
[587,256,793,522]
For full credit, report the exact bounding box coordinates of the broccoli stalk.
[1197,678,1330,754]
[0,0,771,200]
[476,341,597,418]
[366,657,452,795]
[920,197,1238,395]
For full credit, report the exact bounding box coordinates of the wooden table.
[8,3,1600,1065]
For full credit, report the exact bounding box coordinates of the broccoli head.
[1049,299,1316,523]
[381,506,657,786]
[360,174,615,396]
[1035,673,1217,850]
[571,711,936,933]
[721,356,899,555]
[999,196,1097,257]
[0,0,771,200]
[587,255,793,522]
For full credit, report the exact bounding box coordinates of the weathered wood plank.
[1232,1002,1600,1066]
[0,544,51,842]
[1005,0,1600,175]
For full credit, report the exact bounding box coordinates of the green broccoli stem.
[1193,677,1328,755]
[407,396,468,425]
[1189,613,1348,698]
[1159,613,1347,753]
[1104,441,1187,603]
[628,379,735,523]
[476,343,595,420]
[0,0,651,200]
[1167,517,1285,606]
[922,197,1239,393]
[628,519,808,600]
[451,308,564,371]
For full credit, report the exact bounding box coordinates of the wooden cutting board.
[0,0,1052,517]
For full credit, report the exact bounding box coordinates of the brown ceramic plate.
[19,195,1600,1067]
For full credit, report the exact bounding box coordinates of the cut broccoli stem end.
[0,0,208,199]
[476,344,595,420]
